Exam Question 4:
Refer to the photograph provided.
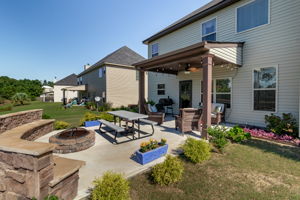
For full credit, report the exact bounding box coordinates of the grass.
[0,101,94,127]
[130,139,300,200]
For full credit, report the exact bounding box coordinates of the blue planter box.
[136,144,168,165]
[84,120,100,127]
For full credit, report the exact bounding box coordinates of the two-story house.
[77,46,146,108]
[134,0,300,136]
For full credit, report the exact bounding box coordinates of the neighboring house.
[77,46,146,108]
[40,86,54,102]
[135,0,300,129]
[54,74,78,102]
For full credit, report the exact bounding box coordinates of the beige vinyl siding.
[106,66,147,108]
[148,0,300,127]
[81,67,106,99]
[210,47,243,65]
[53,85,78,102]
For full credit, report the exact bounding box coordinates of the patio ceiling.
[134,41,244,75]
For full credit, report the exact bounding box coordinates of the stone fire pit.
[49,128,95,153]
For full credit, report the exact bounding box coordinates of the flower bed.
[244,128,300,147]
[136,138,168,165]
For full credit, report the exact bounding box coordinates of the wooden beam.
[201,54,213,140]
[138,70,146,114]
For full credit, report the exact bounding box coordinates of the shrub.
[226,126,251,143]
[151,155,184,186]
[265,113,298,137]
[0,104,12,112]
[207,126,229,152]
[42,114,51,119]
[32,195,60,200]
[80,112,114,125]
[181,138,211,163]
[146,100,156,106]
[54,121,70,130]
[91,171,130,200]
[85,102,96,110]
[0,96,5,104]
[11,93,30,105]
[98,102,113,112]
[139,138,167,153]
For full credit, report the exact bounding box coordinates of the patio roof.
[134,41,243,75]
[63,84,87,91]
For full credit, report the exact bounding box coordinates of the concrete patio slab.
[36,117,200,199]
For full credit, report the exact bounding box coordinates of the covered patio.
[134,41,243,139]
[62,84,87,105]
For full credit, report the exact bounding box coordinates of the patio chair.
[175,108,202,134]
[211,103,225,125]
[143,104,165,125]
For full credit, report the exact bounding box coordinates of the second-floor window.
[237,0,269,33]
[151,43,159,57]
[202,18,216,41]
[99,67,105,78]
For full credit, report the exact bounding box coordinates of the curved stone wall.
[0,109,43,134]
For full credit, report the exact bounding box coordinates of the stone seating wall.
[0,110,84,200]
[0,109,43,134]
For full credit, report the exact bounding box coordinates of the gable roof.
[78,46,145,77]
[54,74,78,86]
[143,0,240,44]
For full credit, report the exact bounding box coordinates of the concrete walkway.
[36,117,200,199]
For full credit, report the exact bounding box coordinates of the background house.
[77,46,146,108]
[54,74,78,102]
[40,85,54,102]
[140,0,300,128]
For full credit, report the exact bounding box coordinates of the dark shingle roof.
[78,46,145,77]
[54,74,78,86]
[143,0,240,44]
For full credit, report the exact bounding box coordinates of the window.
[157,84,165,95]
[99,67,105,78]
[253,66,277,111]
[136,70,139,81]
[202,18,216,41]
[237,0,269,33]
[201,78,232,108]
[216,79,231,108]
[77,77,83,85]
[151,43,159,57]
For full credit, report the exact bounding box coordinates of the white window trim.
[151,43,159,57]
[201,17,217,41]
[200,77,232,109]
[252,65,278,113]
[235,0,271,34]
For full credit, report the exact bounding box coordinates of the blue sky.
[0,0,210,81]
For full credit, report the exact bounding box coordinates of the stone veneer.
[0,109,43,134]
[0,110,85,200]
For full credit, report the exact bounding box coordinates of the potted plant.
[136,138,168,165]
[146,100,157,112]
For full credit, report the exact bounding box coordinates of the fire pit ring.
[49,127,95,153]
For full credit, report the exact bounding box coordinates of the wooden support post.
[139,70,146,114]
[202,54,213,140]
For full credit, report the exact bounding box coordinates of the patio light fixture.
[185,63,201,73]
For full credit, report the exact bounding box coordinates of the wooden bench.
[98,120,125,144]
[138,119,156,136]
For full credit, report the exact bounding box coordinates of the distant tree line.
[0,76,43,100]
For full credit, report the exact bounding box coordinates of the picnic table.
[98,110,156,144]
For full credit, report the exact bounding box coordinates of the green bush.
[42,114,51,119]
[98,102,113,112]
[265,113,298,137]
[226,126,251,143]
[54,121,70,130]
[0,96,5,104]
[91,171,130,200]
[151,155,184,186]
[32,195,60,200]
[208,126,229,152]
[11,92,30,105]
[182,138,211,163]
[80,112,114,126]
[0,103,12,112]
[85,102,96,110]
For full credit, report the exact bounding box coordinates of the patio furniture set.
[98,110,157,144]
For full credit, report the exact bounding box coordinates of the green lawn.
[130,139,300,200]
[0,101,93,126]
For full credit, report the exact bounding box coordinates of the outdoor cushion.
[214,106,222,113]
[151,105,157,112]
[211,112,217,118]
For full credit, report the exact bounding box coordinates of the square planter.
[84,120,100,127]
[136,144,168,165]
